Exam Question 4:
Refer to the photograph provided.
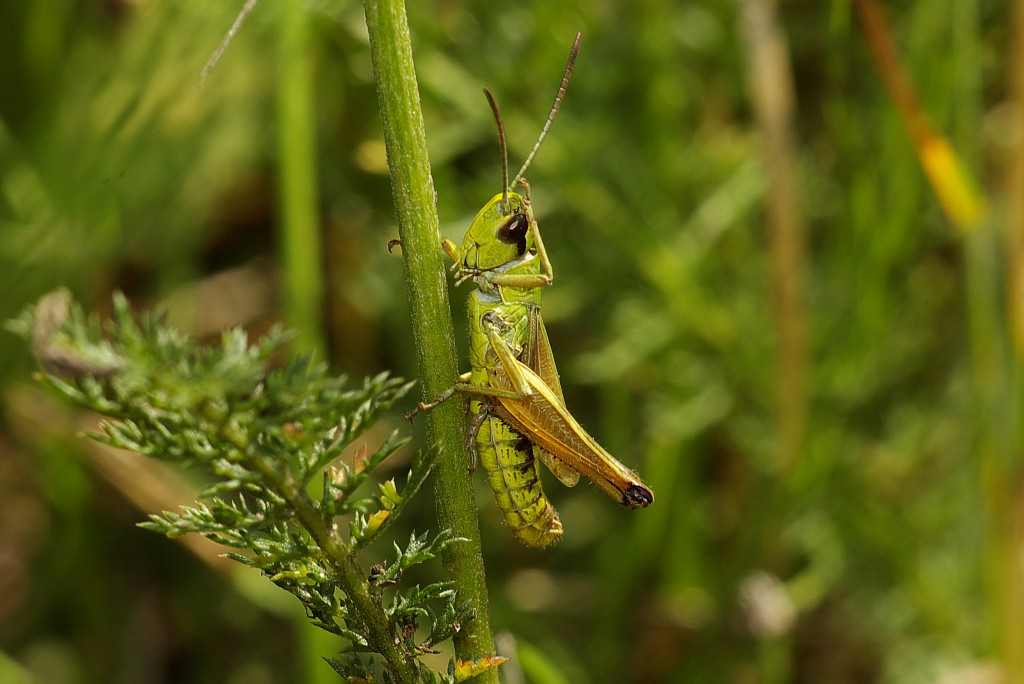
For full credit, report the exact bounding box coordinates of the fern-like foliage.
[7,290,478,684]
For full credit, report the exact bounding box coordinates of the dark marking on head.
[497,213,529,257]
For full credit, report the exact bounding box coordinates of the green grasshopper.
[411,33,653,547]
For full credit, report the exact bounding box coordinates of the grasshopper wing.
[489,358,653,509]
[522,307,581,488]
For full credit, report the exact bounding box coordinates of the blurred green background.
[1,0,1019,682]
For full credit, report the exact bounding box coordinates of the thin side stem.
[361,0,498,676]
[248,456,419,683]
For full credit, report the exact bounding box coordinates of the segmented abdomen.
[472,399,562,547]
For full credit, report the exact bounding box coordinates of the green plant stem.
[277,0,325,356]
[249,455,419,683]
[361,0,498,675]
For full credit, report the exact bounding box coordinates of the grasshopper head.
[457,190,532,272]
[460,34,579,276]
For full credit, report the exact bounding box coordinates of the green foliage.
[7,291,472,683]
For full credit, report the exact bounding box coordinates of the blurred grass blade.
[916,134,988,232]
[515,639,572,684]
[1008,0,1024,363]
[1000,1,1024,680]
[737,4,807,684]
[277,0,325,357]
[854,0,987,232]
[739,0,809,480]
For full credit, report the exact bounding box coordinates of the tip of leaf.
[454,656,508,682]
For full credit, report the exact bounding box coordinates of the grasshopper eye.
[497,213,529,256]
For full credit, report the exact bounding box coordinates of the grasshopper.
[411,33,653,547]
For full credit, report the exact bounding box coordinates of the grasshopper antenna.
[201,0,260,82]
[483,88,510,212]
[511,31,582,188]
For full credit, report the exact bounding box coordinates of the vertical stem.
[277,0,326,356]
[361,0,498,675]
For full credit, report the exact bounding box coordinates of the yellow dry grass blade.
[855,0,987,233]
